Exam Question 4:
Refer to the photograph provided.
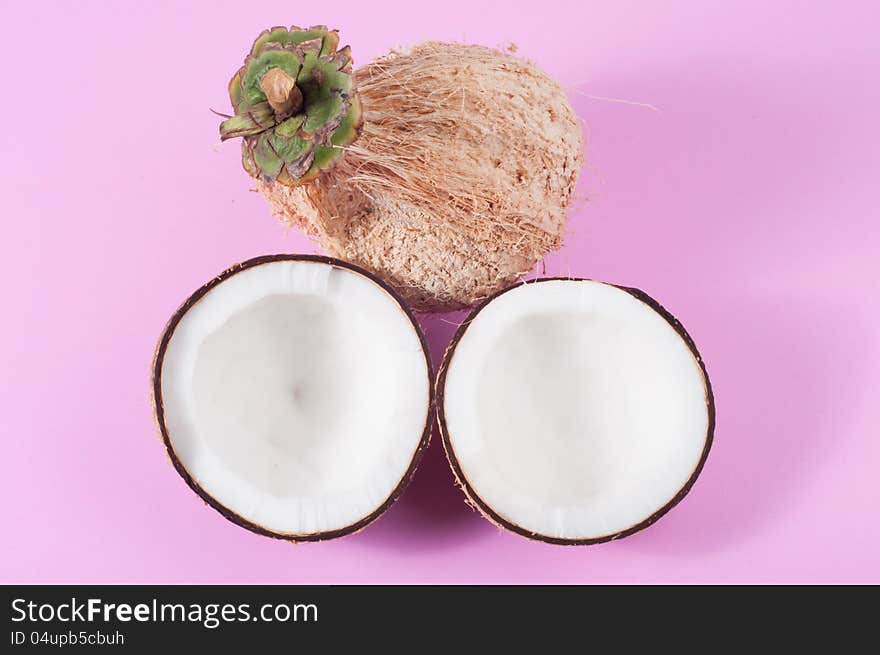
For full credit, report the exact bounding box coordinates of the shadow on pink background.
[1,1,877,583]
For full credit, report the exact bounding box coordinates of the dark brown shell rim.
[435,277,716,546]
[151,254,434,542]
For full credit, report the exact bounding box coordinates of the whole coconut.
[221,30,583,311]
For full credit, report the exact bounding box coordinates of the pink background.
[2,1,878,584]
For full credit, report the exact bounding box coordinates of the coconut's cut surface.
[153,255,433,541]
[437,279,714,544]
[221,29,583,312]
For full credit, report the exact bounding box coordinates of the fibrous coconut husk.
[259,42,583,311]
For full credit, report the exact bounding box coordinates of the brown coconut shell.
[152,254,435,542]
[435,278,715,545]
[259,42,583,311]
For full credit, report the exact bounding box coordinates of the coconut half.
[437,279,714,545]
[152,255,433,541]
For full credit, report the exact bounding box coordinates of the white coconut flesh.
[156,258,431,538]
[440,280,712,543]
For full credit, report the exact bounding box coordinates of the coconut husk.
[259,42,583,311]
